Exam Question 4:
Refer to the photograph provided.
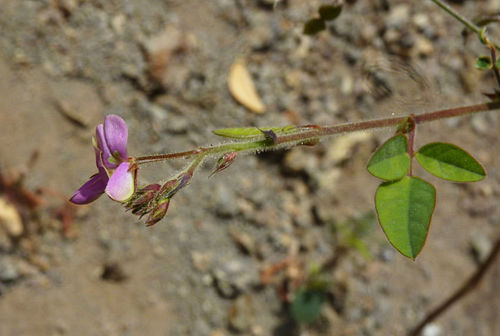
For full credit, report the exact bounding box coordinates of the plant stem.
[409,235,500,336]
[430,0,500,50]
[135,101,500,166]
[407,115,416,176]
[430,0,481,35]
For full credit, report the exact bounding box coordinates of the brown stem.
[487,43,500,89]
[135,101,500,164]
[409,235,500,336]
[135,149,201,164]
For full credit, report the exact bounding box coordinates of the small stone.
[284,148,319,173]
[386,4,410,28]
[0,197,23,238]
[0,229,12,251]
[142,25,193,83]
[213,184,239,218]
[469,232,493,263]
[202,274,214,286]
[413,13,430,30]
[422,323,442,336]
[111,14,126,34]
[0,256,20,282]
[247,24,273,51]
[228,295,254,332]
[412,36,434,57]
[325,132,371,166]
[230,228,256,255]
[212,259,259,298]
[191,251,213,272]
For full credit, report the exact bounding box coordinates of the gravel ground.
[0,1,499,335]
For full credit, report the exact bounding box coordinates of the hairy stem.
[135,101,500,167]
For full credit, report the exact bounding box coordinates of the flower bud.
[145,198,170,227]
[210,152,238,177]
[125,183,160,211]
[162,173,192,199]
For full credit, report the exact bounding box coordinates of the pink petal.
[105,162,136,202]
[104,115,128,162]
[70,168,109,204]
[95,124,117,169]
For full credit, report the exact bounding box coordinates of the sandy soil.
[0,1,499,335]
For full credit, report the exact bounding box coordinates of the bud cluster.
[125,173,192,226]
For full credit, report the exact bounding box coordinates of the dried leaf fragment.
[228,59,266,114]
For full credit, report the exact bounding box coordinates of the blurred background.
[0,0,499,335]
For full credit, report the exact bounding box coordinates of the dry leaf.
[0,197,23,237]
[228,59,266,114]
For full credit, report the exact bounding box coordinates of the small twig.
[409,235,500,336]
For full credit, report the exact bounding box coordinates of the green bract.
[415,142,486,182]
[213,126,296,139]
[375,176,436,259]
[367,134,410,181]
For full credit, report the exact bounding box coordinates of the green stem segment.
[430,0,481,35]
[430,0,500,50]
[135,101,500,174]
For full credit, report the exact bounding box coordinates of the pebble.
[213,184,239,218]
[0,256,19,282]
[228,295,254,332]
[212,259,259,299]
[191,251,213,272]
[469,232,493,263]
[0,229,12,251]
[422,323,442,336]
[325,133,371,166]
[386,4,410,28]
[230,228,256,256]
[412,36,434,57]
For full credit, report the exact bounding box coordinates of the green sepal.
[375,176,436,259]
[213,126,296,139]
[107,155,120,165]
[367,134,410,181]
[415,142,486,182]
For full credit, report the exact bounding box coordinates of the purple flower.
[70,115,136,204]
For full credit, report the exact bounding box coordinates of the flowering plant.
[70,115,136,204]
[69,0,500,262]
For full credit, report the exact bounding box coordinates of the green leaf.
[367,134,410,181]
[375,176,436,259]
[213,126,296,139]
[303,18,326,36]
[476,56,492,70]
[318,5,342,21]
[496,56,500,70]
[415,143,486,182]
[290,288,326,324]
